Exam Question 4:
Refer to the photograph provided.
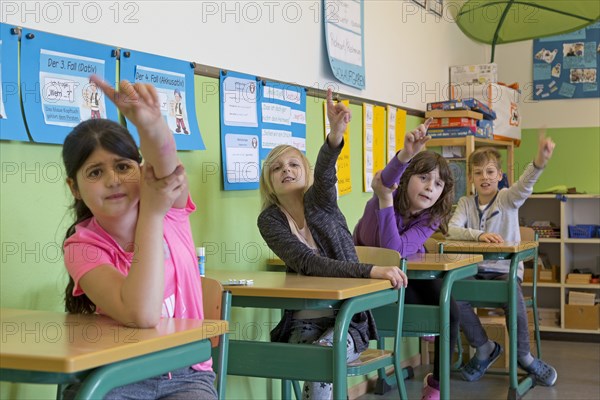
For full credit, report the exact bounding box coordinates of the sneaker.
[422,335,436,343]
[421,373,440,400]
[519,358,557,386]
[460,341,503,382]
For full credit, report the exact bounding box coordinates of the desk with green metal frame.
[0,308,228,400]
[437,241,538,400]
[207,269,405,400]
[372,253,482,400]
[210,253,481,400]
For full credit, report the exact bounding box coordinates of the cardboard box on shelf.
[565,304,600,330]
[450,83,521,144]
[450,63,498,86]
[538,265,559,283]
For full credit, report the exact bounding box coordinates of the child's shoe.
[518,358,557,386]
[421,373,440,400]
[460,341,503,382]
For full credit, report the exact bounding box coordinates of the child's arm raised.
[76,165,186,327]
[505,129,556,208]
[379,118,432,189]
[325,88,351,149]
[534,129,556,169]
[396,118,432,163]
[91,76,188,207]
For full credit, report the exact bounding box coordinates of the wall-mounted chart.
[20,28,118,144]
[120,50,204,150]
[324,0,365,89]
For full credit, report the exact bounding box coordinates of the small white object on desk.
[224,279,254,286]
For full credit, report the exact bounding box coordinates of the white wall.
[2,0,486,110]
[492,41,600,129]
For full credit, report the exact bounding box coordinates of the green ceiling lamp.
[448,0,600,62]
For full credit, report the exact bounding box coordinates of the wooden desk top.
[438,240,538,253]
[207,270,392,300]
[0,309,227,373]
[404,253,483,271]
[209,254,482,299]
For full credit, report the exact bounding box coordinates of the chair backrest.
[519,226,536,241]
[424,231,445,253]
[201,277,227,348]
[355,246,402,266]
[201,277,231,400]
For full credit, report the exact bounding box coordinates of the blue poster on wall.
[0,24,29,141]
[20,28,118,144]
[324,0,365,89]
[120,50,204,150]
[220,71,261,191]
[533,22,600,100]
[260,81,307,161]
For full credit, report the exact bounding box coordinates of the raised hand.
[90,75,163,131]
[372,170,397,209]
[326,87,351,147]
[398,118,433,163]
[534,128,556,169]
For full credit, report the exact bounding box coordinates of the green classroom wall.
[513,127,600,194]
[1,75,598,399]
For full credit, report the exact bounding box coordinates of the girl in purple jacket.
[353,118,457,400]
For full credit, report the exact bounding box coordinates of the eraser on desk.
[224,279,254,286]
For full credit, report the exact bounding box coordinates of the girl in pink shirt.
[62,77,217,400]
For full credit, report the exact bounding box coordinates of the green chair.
[354,246,408,399]
[201,277,232,400]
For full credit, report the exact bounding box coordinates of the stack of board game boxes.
[426,98,496,139]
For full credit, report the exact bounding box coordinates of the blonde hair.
[468,147,502,174]
[259,145,313,211]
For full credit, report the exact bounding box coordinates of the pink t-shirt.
[64,196,211,371]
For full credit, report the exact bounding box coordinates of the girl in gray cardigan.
[257,89,406,399]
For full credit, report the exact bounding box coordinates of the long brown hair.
[394,151,454,234]
[62,119,141,314]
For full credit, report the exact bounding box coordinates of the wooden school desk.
[436,241,538,400]
[209,254,482,400]
[0,308,227,399]
[207,270,397,400]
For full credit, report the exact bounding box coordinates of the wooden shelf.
[521,194,600,335]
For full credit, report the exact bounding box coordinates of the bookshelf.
[520,194,600,334]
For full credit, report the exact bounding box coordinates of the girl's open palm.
[91,76,163,129]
